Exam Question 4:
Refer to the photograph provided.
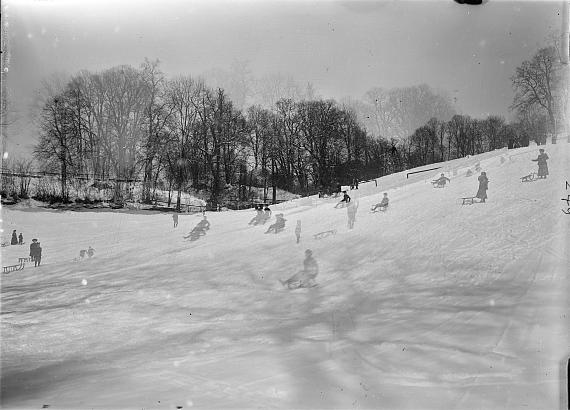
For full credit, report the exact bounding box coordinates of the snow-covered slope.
[1,145,568,409]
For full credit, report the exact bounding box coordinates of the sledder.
[279,249,319,289]
[334,191,351,208]
[431,173,450,188]
[371,193,389,212]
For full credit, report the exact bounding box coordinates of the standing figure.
[295,220,302,243]
[476,171,489,203]
[30,239,42,266]
[346,201,359,229]
[30,239,38,261]
[11,230,18,245]
[18,233,23,245]
[279,249,319,289]
[87,246,95,258]
[172,213,179,228]
[531,149,549,179]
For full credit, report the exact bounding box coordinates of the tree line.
[27,42,567,209]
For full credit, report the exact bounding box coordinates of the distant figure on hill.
[347,201,359,229]
[476,171,489,203]
[279,249,319,289]
[531,149,549,179]
[265,213,286,234]
[371,193,389,212]
[18,233,23,245]
[432,173,451,188]
[11,230,18,245]
[334,191,351,208]
[30,239,42,266]
[295,220,302,243]
[197,215,210,231]
[172,213,179,228]
[249,207,264,225]
[264,205,272,220]
[87,246,95,258]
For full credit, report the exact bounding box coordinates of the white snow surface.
[1,145,569,409]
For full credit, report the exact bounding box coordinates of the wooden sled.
[18,257,32,263]
[313,229,337,239]
[431,181,446,188]
[520,172,537,182]
[461,197,479,205]
[371,205,389,213]
[3,261,25,274]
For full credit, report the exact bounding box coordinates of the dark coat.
[30,242,41,258]
[476,175,489,200]
[11,232,18,245]
[532,153,549,177]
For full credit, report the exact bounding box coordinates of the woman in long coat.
[476,171,489,203]
[11,230,18,245]
[531,149,549,179]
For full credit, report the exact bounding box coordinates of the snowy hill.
[1,144,569,409]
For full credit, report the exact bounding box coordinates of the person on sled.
[371,193,389,212]
[334,191,351,208]
[432,173,450,187]
[279,249,319,289]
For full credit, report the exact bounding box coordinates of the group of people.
[249,205,272,226]
[10,230,24,245]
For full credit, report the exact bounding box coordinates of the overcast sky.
[2,0,564,157]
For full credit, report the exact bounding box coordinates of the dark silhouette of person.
[476,171,489,203]
[30,239,42,266]
[18,233,23,245]
[11,230,18,245]
[172,213,179,228]
[531,149,549,179]
[334,191,351,208]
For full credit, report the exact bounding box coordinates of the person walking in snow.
[29,239,42,266]
[371,193,389,212]
[476,171,489,203]
[531,148,549,179]
[11,230,18,245]
[279,249,319,289]
[334,191,351,208]
[172,213,179,228]
[294,220,302,243]
[18,233,23,245]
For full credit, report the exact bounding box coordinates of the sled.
[431,181,446,188]
[461,197,478,205]
[370,205,389,213]
[18,257,32,263]
[1,242,9,247]
[3,261,25,274]
[313,229,337,239]
[520,172,537,182]
[279,279,318,290]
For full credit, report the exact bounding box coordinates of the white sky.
[2,0,564,156]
